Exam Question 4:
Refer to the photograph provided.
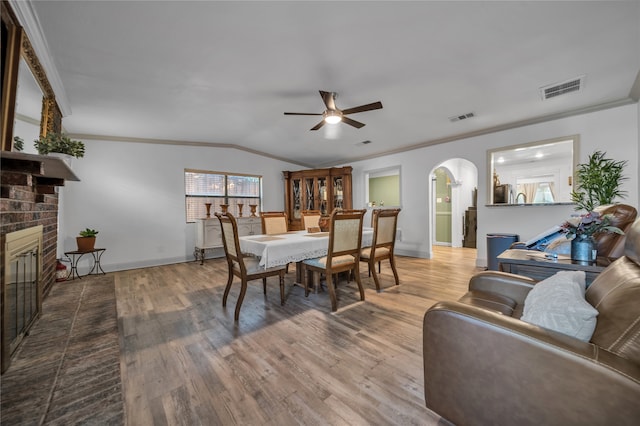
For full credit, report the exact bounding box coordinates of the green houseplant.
[34,133,85,158]
[76,228,98,252]
[571,150,627,212]
[566,151,627,261]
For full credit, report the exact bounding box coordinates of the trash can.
[486,233,519,271]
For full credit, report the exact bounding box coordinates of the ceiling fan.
[284,90,383,131]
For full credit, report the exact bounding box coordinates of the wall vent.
[540,75,585,100]
[449,112,475,123]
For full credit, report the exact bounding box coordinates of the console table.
[498,249,610,286]
[63,248,106,280]
[194,217,261,264]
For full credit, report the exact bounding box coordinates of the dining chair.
[260,211,289,235]
[260,211,291,272]
[301,208,366,312]
[301,209,322,231]
[216,212,286,321]
[360,208,401,292]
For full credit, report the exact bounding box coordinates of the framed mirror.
[487,135,578,205]
[365,166,401,207]
[13,58,44,151]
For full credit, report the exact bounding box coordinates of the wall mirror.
[365,166,401,207]
[13,58,45,149]
[487,135,578,205]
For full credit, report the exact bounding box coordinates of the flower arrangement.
[560,211,623,239]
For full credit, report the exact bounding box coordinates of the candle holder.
[220,204,229,214]
[205,203,212,218]
[249,204,258,217]
[237,203,244,217]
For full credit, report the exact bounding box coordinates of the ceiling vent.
[360,140,372,145]
[449,112,475,123]
[540,75,585,100]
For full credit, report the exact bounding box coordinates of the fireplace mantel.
[0,151,80,182]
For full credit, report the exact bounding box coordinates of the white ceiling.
[23,1,640,167]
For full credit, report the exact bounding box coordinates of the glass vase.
[571,234,596,262]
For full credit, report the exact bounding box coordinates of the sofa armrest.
[423,301,640,426]
[468,271,536,305]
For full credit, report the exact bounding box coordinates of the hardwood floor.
[115,246,481,425]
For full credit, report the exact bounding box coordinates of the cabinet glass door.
[318,177,328,215]
[305,178,315,210]
[292,178,302,219]
[333,176,344,210]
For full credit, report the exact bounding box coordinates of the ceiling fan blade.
[310,120,326,131]
[319,90,337,111]
[342,116,366,129]
[341,101,383,115]
[284,112,323,116]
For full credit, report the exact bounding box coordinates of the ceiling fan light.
[324,111,342,124]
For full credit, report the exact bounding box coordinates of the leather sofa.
[423,218,640,425]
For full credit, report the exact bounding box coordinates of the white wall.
[347,103,639,267]
[59,139,302,273]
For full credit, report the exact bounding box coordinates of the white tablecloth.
[239,229,373,268]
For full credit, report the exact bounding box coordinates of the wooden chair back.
[216,212,244,273]
[371,208,401,255]
[261,211,288,235]
[327,209,366,265]
[301,210,322,231]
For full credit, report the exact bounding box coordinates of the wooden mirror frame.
[1,1,61,152]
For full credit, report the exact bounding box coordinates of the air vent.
[361,140,372,145]
[540,75,585,100]
[449,112,475,123]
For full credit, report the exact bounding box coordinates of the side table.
[497,249,610,286]
[63,248,107,280]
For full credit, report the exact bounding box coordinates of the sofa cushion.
[521,271,598,341]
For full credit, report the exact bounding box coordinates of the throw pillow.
[521,271,598,341]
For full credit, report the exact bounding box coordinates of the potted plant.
[571,150,627,212]
[34,133,85,162]
[563,151,628,261]
[76,228,98,252]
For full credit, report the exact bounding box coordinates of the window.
[185,169,261,222]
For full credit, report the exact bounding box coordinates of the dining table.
[239,228,374,269]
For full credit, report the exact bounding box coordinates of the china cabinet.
[283,166,352,230]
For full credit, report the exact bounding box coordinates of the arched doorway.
[429,159,478,254]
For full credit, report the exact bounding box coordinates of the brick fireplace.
[1,151,77,372]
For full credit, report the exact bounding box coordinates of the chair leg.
[354,264,365,301]
[263,277,267,294]
[378,260,381,274]
[234,280,248,321]
[326,272,338,312]
[389,255,400,286]
[370,259,382,292]
[279,271,285,305]
[302,264,310,297]
[222,269,234,307]
[313,271,321,294]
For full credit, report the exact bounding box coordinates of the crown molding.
[8,0,71,116]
